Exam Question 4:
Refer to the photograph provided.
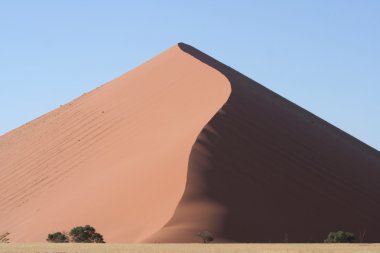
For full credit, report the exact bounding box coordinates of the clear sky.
[1,1,379,150]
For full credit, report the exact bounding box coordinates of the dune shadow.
[151,43,380,243]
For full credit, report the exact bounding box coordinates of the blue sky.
[1,1,379,150]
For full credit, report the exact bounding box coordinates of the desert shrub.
[324,231,355,243]
[47,232,68,243]
[0,232,10,243]
[69,225,105,243]
[195,230,214,243]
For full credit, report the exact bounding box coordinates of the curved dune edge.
[0,44,231,242]
[145,43,380,242]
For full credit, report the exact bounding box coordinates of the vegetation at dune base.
[324,231,355,243]
[47,232,69,243]
[195,230,214,243]
[47,225,105,243]
[0,232,10,243]
[69,225,105,243]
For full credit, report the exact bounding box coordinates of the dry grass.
[0,244,379,253]
[0,233,10,244]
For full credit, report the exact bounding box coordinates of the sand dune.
[1,43,379,243]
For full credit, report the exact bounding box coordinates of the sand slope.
[0,44,230,242]
[146,44,380,243]
[1,43,379,243]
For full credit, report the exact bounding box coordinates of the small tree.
[47,232,69,243]
[195,231,214,243]
[0,232,10,243]
[324,231,355,243]
[69,225,105,243]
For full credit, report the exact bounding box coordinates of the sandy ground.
[0,244,380,253]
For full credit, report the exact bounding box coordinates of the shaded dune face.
[0,45,230,242]
[147,43,380,242]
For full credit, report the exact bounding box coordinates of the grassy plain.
[0,243,379,253]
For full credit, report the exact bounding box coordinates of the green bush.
[47,232,68,243]
[195,230,214,243]
[324,231,355,243]
[69,225,105,243]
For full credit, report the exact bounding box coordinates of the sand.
[1,244,380,253]
[1,43,379,243]
[0,44,230,242]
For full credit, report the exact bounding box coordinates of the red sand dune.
[1,43,380,243]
